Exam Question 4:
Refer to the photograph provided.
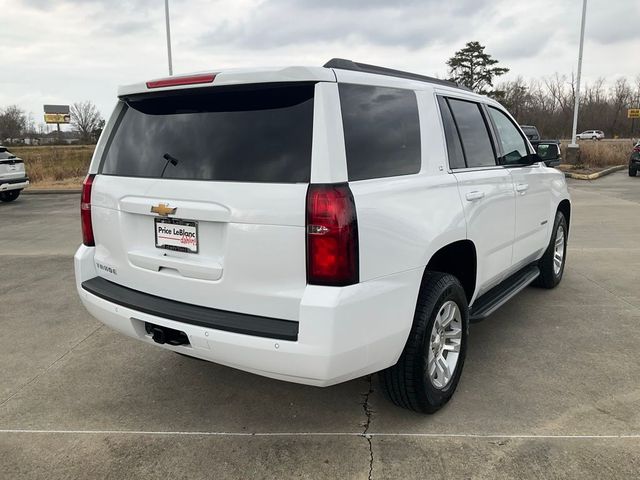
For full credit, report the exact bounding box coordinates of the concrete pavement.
[1,172,639,479]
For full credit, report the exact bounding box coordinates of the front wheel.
[379,272,468,413]
[534,211,567,289]
[0,190,20,202]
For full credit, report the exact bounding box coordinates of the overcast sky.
[2,0,638,129]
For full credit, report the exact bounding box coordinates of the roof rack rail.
[323,58,466,90]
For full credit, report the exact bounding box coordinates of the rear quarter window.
[338,84,421,181]
[100,83,315,183]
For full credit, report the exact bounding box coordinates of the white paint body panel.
[75,65,571,386]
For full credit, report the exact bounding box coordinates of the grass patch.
[560,140,632,168]
[10,145,95,185]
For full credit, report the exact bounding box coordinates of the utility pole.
[165,0,173,75]
[569,0,588,149]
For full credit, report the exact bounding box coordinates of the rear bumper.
[0,176,29,192]
[75,245,422,386]
[630,155,640,165]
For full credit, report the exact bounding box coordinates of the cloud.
[198,0,494,50]
[1,0,639,126]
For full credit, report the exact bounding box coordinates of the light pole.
[164,0,173,75]
[569,0,588,148]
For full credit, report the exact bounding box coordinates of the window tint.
[437,97,465,169]
[447,99,495,168]
[0,149,15,160]
[339,84,421,181]
[488,107,529,165]
[100,84,315,183]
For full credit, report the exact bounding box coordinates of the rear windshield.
[100,83,315,183]
[0,148,15,159]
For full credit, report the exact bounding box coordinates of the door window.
[447,98,496,168]
[487,107,529,165]
[437,97,466,169]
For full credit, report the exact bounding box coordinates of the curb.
[563,165,626,180]
[23,189,81,195]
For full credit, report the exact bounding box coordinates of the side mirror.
[533,142,561,166]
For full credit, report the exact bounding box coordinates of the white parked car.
[75,59,571,413]
[0,145,29,202]
[576,130,604,140]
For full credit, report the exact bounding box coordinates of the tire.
[534,211,567,289]
[629,164,637,177]
[591,136,597,140]
[0,190,20,202]
[379,271,469,413]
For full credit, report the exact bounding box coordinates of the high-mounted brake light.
[81,174,95,246]
[306,183,359,286]
[146,73,216,89]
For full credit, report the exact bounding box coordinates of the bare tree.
[70,101,103,142]
[0,105,27,141]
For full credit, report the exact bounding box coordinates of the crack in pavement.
[360,375,374,480]
[0,324,103,408]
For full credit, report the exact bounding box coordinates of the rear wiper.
[160,152,180,177]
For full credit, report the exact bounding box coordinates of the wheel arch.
[557,199,571,232]
[424,240,477,302]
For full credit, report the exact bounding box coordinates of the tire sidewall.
[551,212,568,284]
[418,280,469,406]
[0,190,20,202]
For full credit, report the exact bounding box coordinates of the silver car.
[0,146,29,202]
[576,130,605,140]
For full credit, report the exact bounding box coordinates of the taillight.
[306,183,359,286]
[634,146,640,153]
[146,73,216,89]
[81,174,95,246]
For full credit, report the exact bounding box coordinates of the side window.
[447,98,496,168]
[437,96,466,169]
[487,107,529,165]
[339,84,421,181]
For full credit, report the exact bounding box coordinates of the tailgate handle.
[128,251,222,281]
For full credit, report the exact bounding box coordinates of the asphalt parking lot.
[1,171,639,479]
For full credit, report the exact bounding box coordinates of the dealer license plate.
[154,218,199,253]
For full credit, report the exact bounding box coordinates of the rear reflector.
[81,174,95,246]
[146,73,216,89]
[306,183,359,286]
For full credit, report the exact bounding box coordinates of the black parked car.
[531,140,562,167]
[520,125,540,141]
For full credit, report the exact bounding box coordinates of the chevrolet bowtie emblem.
[150,203,177,216]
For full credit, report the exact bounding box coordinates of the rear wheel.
[379,271,468,413]
[534,211,567,289]
[0,190,20,202]
[630,163,637,177]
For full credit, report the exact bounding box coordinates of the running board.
[469,264,540,322]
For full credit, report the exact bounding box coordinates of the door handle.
[465,191,485,201]
[515,183,529,193]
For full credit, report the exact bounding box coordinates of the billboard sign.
[44,113,71,124]
[43,104,71,124]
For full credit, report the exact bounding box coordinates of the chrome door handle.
[515,183,529,193]
[465,191,485,201]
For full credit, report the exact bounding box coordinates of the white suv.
[576,130,604,140]
[0,146,29,202]
[75,59,571,413]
